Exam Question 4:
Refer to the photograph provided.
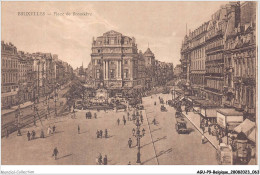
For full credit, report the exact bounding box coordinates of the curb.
[182,112,218,150]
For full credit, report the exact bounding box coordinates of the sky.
[2,1,228,69]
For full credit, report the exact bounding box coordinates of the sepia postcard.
[1,0,259,174]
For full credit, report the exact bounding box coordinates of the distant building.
[91,30,140,92]
[1,41,19,108]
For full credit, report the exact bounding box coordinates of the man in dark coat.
[27,131,31,141]
[105,129,108,138]
[53,147,59,160]
[103,155,108,165]
[78,125,80,134]
[128,138,132,148]
[53,125,56,133]
[100,130,103,138]
[96,130,100,138]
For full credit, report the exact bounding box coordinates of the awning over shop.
[248,128,256,143]
[187,96,203,103]
[234,119,255,137]
[217,108,244,129]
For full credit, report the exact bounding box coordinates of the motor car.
[175,118,188,134]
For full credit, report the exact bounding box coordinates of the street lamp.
[133,116,145,164]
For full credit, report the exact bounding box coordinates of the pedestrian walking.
[202,126,205,133]
[53,125,56,133]
[128,138,132,148]
[208,126,211,135]
[103,155,108,165]
[219,137,223,145]
[40,129,45,138]
[117,118,120,126]
[78,125,80,134]
[123,119,126,125]
[94,113,97,119]
[47,126,52,135]
[105,129,108,138]
[86,112,88,119]
[96,130,100,138]
[153,118,156,125]
[142,128,145,136]
[52,147,59,160]
[31,130,36,140]
[132,128,135,136]
[98,153,103,165]
[201,135,205,144]
[100,130,103,138]
[27,131,31,141]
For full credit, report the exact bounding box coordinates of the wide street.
[2,92,218,165]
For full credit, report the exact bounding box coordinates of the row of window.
[206,53,223,61]
[93,60,130,66]
[191,60,205,70]
[206,39,224,51]
[234,57,255,77]
[2,73,18,84]
[2,59,19,69]
[206,79,224,91]
[206,66,223,74]
[191,47,206,60]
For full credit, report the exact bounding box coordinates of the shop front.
[199,101,220,126]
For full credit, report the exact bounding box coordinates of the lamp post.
[133,116,145,164]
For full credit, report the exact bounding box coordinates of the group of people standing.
[47,125,56,135]
[96,153,108,165]
[117,115,127,126]
[85,111,97,119]
[27,130,36,141]
[96,129,108,138]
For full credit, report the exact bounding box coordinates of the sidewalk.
[182,110,220,150]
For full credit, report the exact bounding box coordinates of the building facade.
[1,42,19,108]
[223,1,256,120]
[1,41,74,108]
[189,22,208,97]
[180,1,256,119]
[91,30,139,90]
